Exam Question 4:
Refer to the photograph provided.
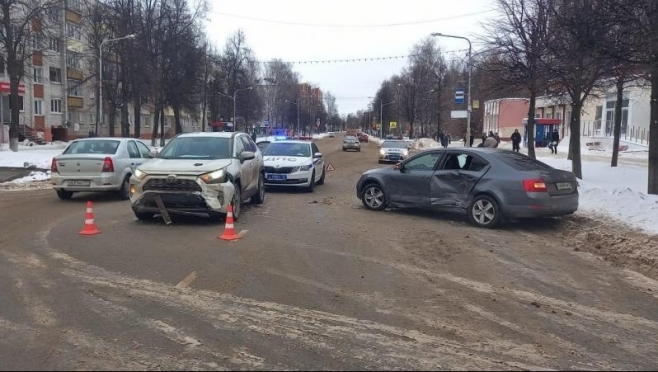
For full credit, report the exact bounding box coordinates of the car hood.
[138,158,233,175]
[263,156,312,167]
[363,166,397,177]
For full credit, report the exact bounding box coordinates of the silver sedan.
[51,138,153,200]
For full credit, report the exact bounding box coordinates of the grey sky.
[205,0,495,116]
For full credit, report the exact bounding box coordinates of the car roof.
[73,137,130,141]
[269,140,312,145]
[174,132,243,139]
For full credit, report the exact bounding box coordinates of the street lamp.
[218,87,253,132]
[369,97,395,139]
[431,32,472,146]
[285,95,311,135]
[97,33,136,136]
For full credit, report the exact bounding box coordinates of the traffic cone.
[78,201,101,236]
[218,203,240,241]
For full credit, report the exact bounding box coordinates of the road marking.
[175,271,198,289]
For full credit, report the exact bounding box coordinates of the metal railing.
[580,120,650,146]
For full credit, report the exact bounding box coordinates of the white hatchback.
[262,140,326,192]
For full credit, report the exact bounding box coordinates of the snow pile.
[413,138,440,150]
[11,170,51,183]
[0,148,62,169]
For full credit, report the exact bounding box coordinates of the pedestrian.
[549,129,560,154]
[469,133,474,147]
[483,132,498,148]
[440,133,449,148]
[494,132,501,145]
[251,130,257,143]
[511,129,522,152]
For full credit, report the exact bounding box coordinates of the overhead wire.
[256,49,469,65]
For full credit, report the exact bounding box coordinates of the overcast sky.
[204,0,495,116]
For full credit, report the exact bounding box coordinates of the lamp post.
[285,95,311,135]
[218,87,253,132]
[369,97,395,139]
[97,34,136,136]
[431,32,472,146]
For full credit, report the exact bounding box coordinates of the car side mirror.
[313,152,323,158]
[148,150,158,158]
[394,163,404,171]
[240,151,256,162]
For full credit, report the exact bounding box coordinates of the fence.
[580,120,650,146]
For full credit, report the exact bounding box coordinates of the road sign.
[455,88,465,105]
[472,100,479,109]
[375,123,382,130]
[451,110,468,119]
[389,121,397,129]
[327,163,336,171]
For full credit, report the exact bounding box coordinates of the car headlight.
[299,164,313,171]
[380,149,385,155]
[199,169,227,184]
[134,168,148,180]
[402,150,409,156]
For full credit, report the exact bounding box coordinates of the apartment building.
[1,0,201,144]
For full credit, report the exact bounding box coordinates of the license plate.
[556,182,573,190]
[68,180,91,186]
[266,173,287,181]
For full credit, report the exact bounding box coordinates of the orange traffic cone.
[218,203,240,241]
[78,201,101,236]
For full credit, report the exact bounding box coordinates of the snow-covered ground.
[2,133,656,235]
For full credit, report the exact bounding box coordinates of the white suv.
[129,132,265,220]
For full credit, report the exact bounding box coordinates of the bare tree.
[0,0,58,151]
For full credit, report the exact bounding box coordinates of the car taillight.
[51,158,58,173]
[523,179,548,192]
[102,157,114,172]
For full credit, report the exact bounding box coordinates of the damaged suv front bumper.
[129,175,235,217]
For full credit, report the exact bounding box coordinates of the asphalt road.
[1,135,658,370]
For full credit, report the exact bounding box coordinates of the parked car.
[356,148,578,228]
[51,137,152,200]
[342,136,361,152]
[357,132,369,143]
[129,132,265,221]
[378,140,410,163]
[262,140,325,192]
[256,140,271,152]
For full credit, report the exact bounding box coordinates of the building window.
[68,79,83,97]
[67,52,81,69]
[67,0,82,12]
[51,99,63,113]
[32,35,44,51]
[33,67,43,84]
[45,6,61,23]
[49,67,62,83]
[48,37,62,52]
[34,100,43,115]
[66,22,81,40]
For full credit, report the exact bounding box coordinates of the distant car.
[378,140,409,163]
[51,137,152,200]
[328,132,336,138]
[343,136,361,152]
[357,132,369,143]
[356,148,578,228]
[129,132,265,221]
[262,140,326,192]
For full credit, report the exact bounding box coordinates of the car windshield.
[158,137,231,160]
[263,142,311,157]
[497,151,554,171]
[63,140,120,155]
[382,141,407,148]
[344,136,358,142]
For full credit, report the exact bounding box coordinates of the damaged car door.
[431,152,490,210]
[387,151,444,207]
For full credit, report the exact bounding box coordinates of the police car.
[262,140,325,192]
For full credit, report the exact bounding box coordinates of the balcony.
[67,67,83,80]
[68,96,84,108]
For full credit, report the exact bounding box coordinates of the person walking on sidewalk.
[549,129,560,154]
[511,129,522,152]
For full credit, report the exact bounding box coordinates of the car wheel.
[232,182,242,221]
[377,160,383,164]
[361,183,387,211]
[307,171,316,192]
[56,190,73,200]
[118,175,131,200]
[357,148,361,152]
[250,174,265,204]
[468,195,501,228]
[317,166,325,185]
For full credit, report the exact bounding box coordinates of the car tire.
[118,175,131,200]
[317,166,325,185]
[377,160,383,164]
[361,183,387,211]
[468,195,501,228]
[56,190,73,200]
[307,171,316,192]
[250,174,265,204]
[232,182,242,221]
[357,148,361,152]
